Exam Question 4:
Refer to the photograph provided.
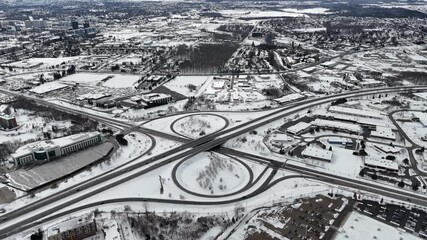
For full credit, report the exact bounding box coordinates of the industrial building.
[11,132,101,166]
[302,146,333,162]
[328,106,382,119]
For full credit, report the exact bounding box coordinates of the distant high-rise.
[71,21,79,30]
[83,22,90,28]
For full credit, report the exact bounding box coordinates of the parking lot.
[356,200,427,238]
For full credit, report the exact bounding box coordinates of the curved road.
[172,153,257,198]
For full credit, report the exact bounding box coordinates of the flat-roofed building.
[412,112,427,127]
[302,146,333,162]
[313,119,362,134]
[287,122,312,135]
[370,126,396,140]
[364,157,398,173]
[328,106,382,119]
[11,132,101,166]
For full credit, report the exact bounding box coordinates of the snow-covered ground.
[335,211,421,240]
[0,108,73,145]
[173,114,227,139]
[120,99,189,122]
[175,152,250,196]
[163,76,212,97]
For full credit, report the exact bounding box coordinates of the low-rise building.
[302,146,333,162]
[370,126,396,140]
[11,132,101,166]
[287,122,312,135]
[313,119,362,134]
[141,93,173,108]
[328,106,382,119]
[364,156,398,173]
[412,112,427,127]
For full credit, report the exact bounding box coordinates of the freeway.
[1,85,427,237]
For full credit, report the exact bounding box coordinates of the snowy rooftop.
[141,93,171,101]
[12,132,100,157]
[302,146,333,162]
[413,92,427,101]
[313,119,362,133]
[408,54,427,62]
[371,126,396,140]
[412,112,427,127]
[287,122,311,134]
[364,157,398,171]
[328,106,382,119]
[0,113,14,120]
[29,82,68,94]
[0,104,8,113]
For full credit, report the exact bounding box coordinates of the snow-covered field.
[163,76,212,97]
[0,109,73,145]
[173,114,227,139]
[175,152,250,196]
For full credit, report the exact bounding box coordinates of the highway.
[0,85,427,237]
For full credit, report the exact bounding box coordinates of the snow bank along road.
[0,86,427,238]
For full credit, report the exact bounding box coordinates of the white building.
[11,132,101,166]
[328,106,382,119]
[364,157,398,172]
[407,54,427,65]
[313,119,362,134]
[287,122,312,135]
[302,146,333,162]
[370,126,396,140]
[412,112,427,127]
